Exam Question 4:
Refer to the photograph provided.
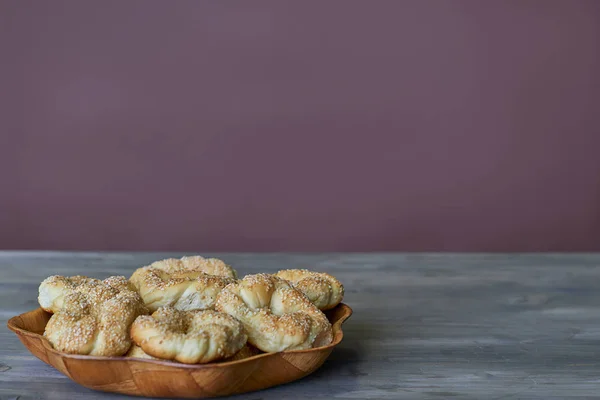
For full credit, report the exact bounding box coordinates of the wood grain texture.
[2,252,600,399]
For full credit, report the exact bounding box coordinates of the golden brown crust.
[125,344,159,360]
[214,273,333,353]
[38,275,97,313]
[38,275,137,314]
[274,269,344,310]
[42,276,149,356]
[133,256,237,280]
[130,307,247,364]
[125,343,260,363]
[129,260,236,312]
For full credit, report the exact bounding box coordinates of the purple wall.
[2,1,600,252]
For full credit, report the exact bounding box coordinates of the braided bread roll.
[129,256,237,312]
[39,275,97,313]
[274,269,344,310]
[41,276,148,356]
[132,255,237,280]
[126,343,261,362]
[130,307,247,364]
[215,273,333,353]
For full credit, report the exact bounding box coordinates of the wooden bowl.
[7,303,352,398]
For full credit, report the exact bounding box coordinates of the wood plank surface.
[1,251,600,399]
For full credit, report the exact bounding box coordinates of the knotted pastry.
[130,306,247,364]
[41,276,148,356]
[126,343,261,362]
[131,255,237,281]
[129,257,237,312]
[38,275,134,313]
[274,269,344,310]
[39,275,94,313]
[215,273,333,352]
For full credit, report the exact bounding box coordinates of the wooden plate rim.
[7,303,353,369]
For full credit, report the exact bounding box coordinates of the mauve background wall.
[1,0,600,252]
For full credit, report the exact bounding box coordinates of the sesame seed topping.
[40,275,148,356]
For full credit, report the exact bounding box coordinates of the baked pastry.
[126,344,158,360]
[126,343,261,362]
[131,255,237,281]
[41,276,148,356]
[129,264,236,312]
[39,275,137,313]
[274,269,344,310]
[130,306,247,364]
[215,273,333,352]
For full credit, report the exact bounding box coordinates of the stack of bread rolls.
[37,255,344,364]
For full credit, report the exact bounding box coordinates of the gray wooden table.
[2,252,600,399]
